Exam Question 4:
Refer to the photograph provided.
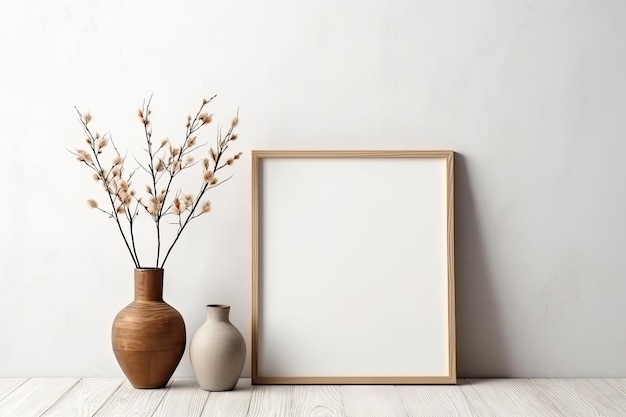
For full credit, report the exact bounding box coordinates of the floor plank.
[200,379,253,417]
[291,385,344,417]
[0,377,624,416]
[152,378,209,417]
[396,383,474,417]
[555,379,626,417]
[93,380,172,417]
[456,381,498,417]
[468,378,564,417]
[531,379,605,417]
[0,378,79,417]
[246,385,292,417]
[342,386,408,417]
[0,379,29,403]
[605,378,626,395]
[41,378,124,417]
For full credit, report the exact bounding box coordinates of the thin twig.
[72,97,240,269]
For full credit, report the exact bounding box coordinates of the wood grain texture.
[396,383,473,417]
[445,151,456,382]
[250,150,260,384]
[555,379,626,417]
[531,379,603,417]
[468,379,564,417]
[605,378,626,395]
[0,378,624,416]
[112,269,186,389]
[0,378,28,403]
[254,376,457,385]
[200,379,253,417]
[251,150,456,159]
[342,386,408,417]
[0,378,78,417]
[93,379,172,417]
[247,385,293,417]
[290,385,344,417]
[151,378,209,417]
[41,378,124,417]
[456,381,498,417]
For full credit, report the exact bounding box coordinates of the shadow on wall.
[455,154,509,377]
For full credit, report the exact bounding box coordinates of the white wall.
[1,0,625,378]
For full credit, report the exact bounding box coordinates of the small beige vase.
[190,304,246,391]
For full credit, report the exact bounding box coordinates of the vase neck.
[134,268,164,301]
[206,304,230,322]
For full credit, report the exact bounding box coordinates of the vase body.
[190,304,246,391]
[112,268,186,389]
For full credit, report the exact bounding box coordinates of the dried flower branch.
[72,95,241,268]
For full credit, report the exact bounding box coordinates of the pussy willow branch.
[123,188,141,266]
[140,96,165,266]
[142,96,215,266]
[73,108,140,268]
[158,121,235,268]
[117,162,141,266]
[74,97,239,269]
[158,181,228,269]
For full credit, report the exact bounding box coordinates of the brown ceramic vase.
[111,268,186,389]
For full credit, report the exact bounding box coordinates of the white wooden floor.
[0,378,624,417]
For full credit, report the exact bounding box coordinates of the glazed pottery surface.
[190,304,246,391]
[112,268,186,389]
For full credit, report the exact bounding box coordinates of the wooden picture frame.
[251,150,455,384]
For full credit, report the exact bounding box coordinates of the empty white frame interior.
[252,151,455,384]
